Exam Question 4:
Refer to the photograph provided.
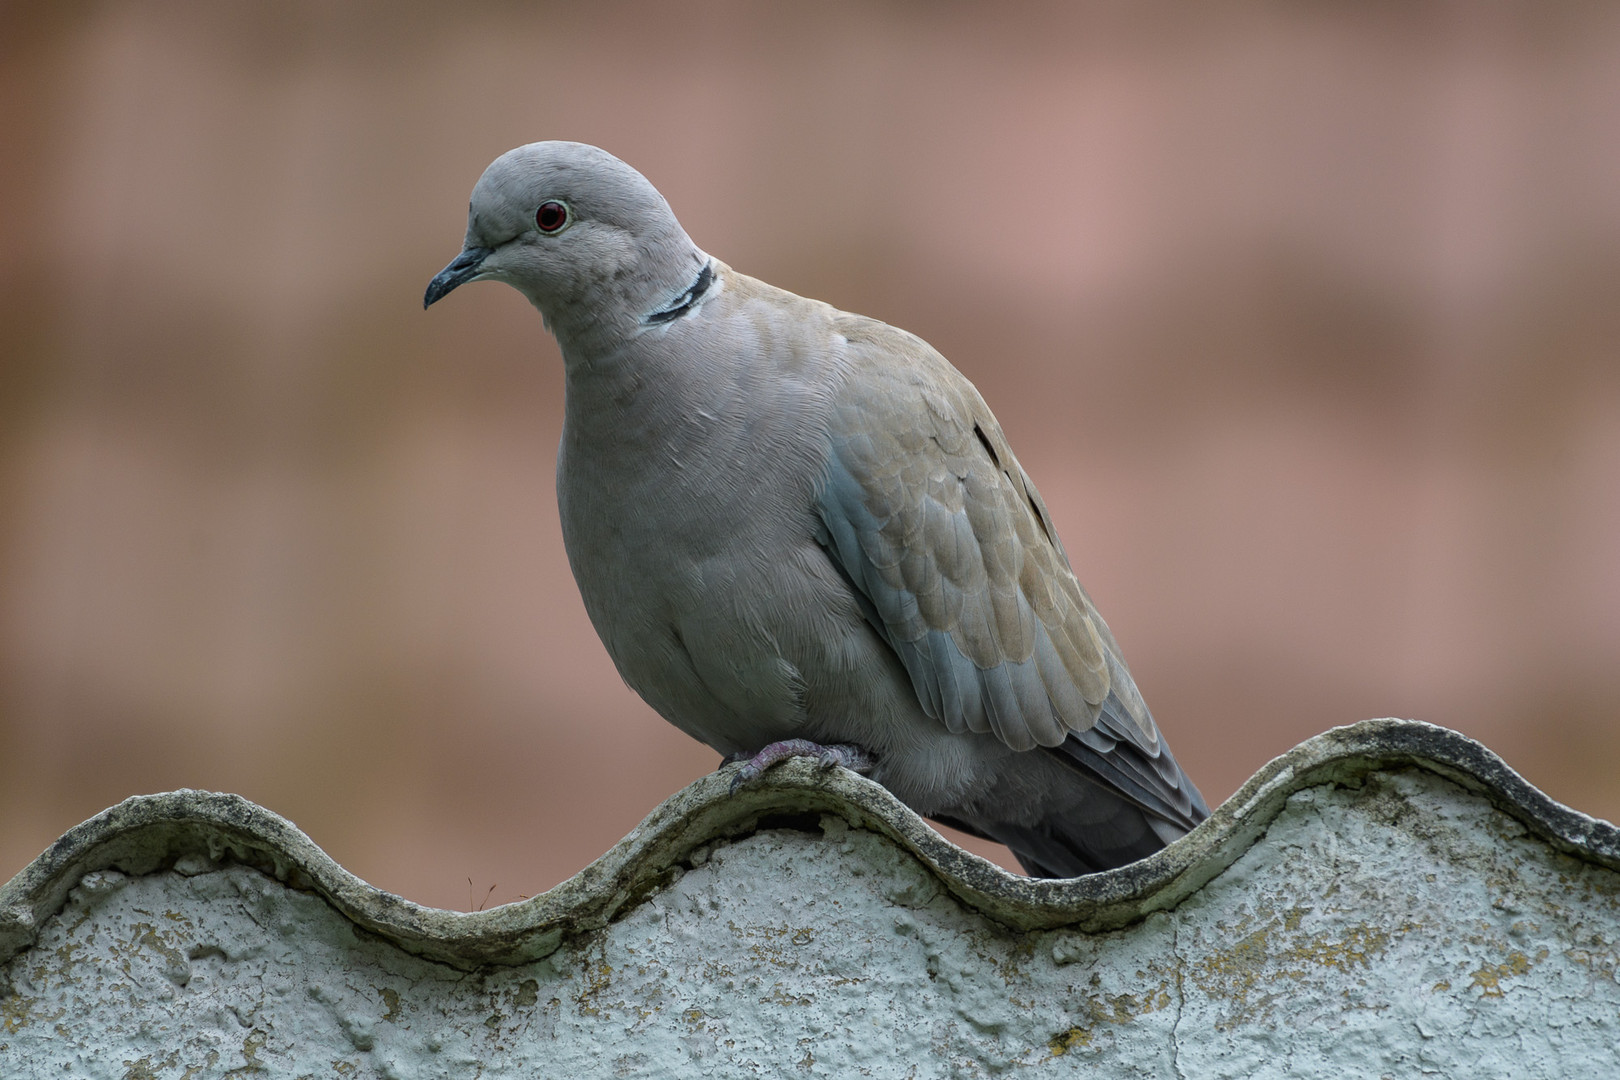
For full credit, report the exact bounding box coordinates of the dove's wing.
[815,316,1207,832]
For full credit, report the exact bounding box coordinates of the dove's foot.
[727,739,875,794]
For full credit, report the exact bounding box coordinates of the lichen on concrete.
[2,720,1617,1077]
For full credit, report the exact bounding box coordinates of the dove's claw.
[727,739,874,793]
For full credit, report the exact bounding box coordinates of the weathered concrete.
[2,719,1618,1077]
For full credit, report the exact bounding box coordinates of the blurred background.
[3,2,1618,911]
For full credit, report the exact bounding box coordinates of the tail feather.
[992,805,1175,878]
[936,781,1205,879]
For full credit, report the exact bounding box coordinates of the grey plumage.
[425,141,1208,876]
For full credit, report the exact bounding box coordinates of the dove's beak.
[424,246,494,309]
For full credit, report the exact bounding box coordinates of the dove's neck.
[543,239,714,361]
[554,264,797,460]
[553,270,729,426]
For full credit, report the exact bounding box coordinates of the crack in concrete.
[1169,918,1187,1080]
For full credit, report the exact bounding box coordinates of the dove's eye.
[536,201,570,233]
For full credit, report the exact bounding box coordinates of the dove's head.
[424,141,708,348]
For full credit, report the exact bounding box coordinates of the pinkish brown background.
[3,3,1618,911]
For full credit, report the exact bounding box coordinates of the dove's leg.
[727,739,875,792]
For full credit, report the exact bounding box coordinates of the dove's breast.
[553,270,876,754]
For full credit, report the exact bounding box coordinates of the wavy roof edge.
[3,719,1616,969]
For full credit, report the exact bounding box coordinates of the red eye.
[536,201,569,233]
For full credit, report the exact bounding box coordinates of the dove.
[425,142,1208,876]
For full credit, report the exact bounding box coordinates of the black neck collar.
[644,261,714,325]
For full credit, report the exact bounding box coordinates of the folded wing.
[814,317,1207,833]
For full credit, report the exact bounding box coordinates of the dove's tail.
[937,796,1195,878]
[932,705,1211,878]
[1001,802,1195,878]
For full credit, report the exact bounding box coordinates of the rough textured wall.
[2,720,1617,1077]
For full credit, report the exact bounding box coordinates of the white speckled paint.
[3,767,1617,1077]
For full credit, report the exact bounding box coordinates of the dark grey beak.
[423,246,494,309]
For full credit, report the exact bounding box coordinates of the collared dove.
[425,141,1208,876]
